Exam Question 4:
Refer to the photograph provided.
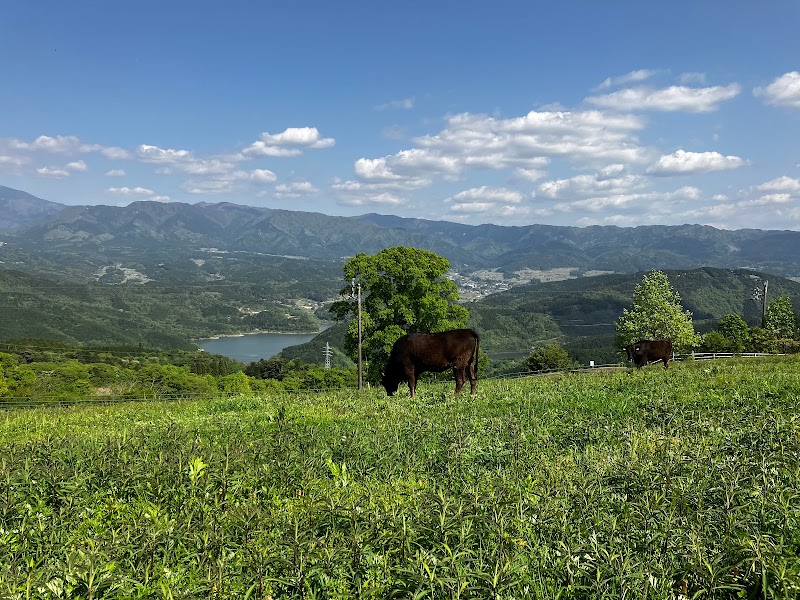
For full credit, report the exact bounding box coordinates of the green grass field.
[2,357,800,598]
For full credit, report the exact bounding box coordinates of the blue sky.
[2,1,799,230]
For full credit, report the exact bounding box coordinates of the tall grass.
[1,356,799,598]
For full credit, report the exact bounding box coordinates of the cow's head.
[624,344,635,362]
[381,371,400,397]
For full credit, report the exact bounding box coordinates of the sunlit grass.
[1,356,799,598]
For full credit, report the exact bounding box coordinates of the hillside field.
[1,357,799,598]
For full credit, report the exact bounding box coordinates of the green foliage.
[189,352,244,377]
[700,330,731,352]
[747,327,779,353]
[616,270,700,352]
[524,344,577,371]
[764,295,796,338]
[217,371,252,394]
[716,313,750,353]
[2,357,800,596]
[331,247,470,383]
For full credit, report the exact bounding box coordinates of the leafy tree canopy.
[615,270,700,352]
[716,313,750,353]
[764,295,796,339]
[525,344,576,372]
[330,246,469,383]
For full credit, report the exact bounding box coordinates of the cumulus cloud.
[275,180,319,198]
[754,176,800,193]
[136,144,239,177]
[586,84,741,112]
[182,168,277,195]
[105,169,126,177]
[66,160,87,172]
[11,134,101,154]
[537,166,646,200]
[445,186,529,218]
[243,127,335,157]
[754,71,800,108]
[331,178,411,206]
[594,69,656,90]
[35,159,89,178]
[0,155,31,171]
[36,167,70,178]
[647,150,747,175]
[351,109,648,192]
[107,186,155,195]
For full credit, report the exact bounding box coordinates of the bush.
[525,344,577,372]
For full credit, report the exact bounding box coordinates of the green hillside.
[2,356,799,597]
[0,269,322,349]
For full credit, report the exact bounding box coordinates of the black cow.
[381,329,480,398]
[625,339,673,369]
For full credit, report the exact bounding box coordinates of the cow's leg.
[407,371,416,398]
[468,361,477,394]
[663,355,670,369]
[453,367,465,395]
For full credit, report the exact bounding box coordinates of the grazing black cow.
[381,329,480,398]
[625,339,673,369]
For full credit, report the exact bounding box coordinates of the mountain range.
[2,185,800,362]
[2,186,800,280]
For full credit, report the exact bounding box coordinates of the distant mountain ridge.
[0,186,66,230]
[3,185,800,276]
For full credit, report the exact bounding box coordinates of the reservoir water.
[195,331,320,363]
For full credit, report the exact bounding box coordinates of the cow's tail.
[471,330,480,375]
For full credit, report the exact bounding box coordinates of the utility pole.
[323,342,332,370]
[762,280,769,324]
[352,279,363,390]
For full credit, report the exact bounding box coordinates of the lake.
[195,331,320,363]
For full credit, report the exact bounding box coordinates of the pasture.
[1,356,799,598]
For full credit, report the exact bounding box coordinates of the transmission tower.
[323,342,332,370]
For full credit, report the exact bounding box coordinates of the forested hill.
[281,267,800,366]
[468,267,800,360]
[0,186,65,230]
[4,188,800,277]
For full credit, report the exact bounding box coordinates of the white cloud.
[36,166,70,178]
[275,180,319,198]
[647,150,747,175]
[754,71,800,108]
[107,186,155,195]
[448,186,524,204]
[0,155,30,171]
[11,134,101,154]
[182,169,277,195]
[249,169,277,183]
[594,69,656,90]
[105,169,126,177]
[754,176,800,193]
[136,144,239,177]
[537,167,646,200]
[330,178,412,206]
[351,109,649,190]
[446,186,529,218]
[376,97,416,111]
[243,127,335,157]
[586,84,741,112]
[66,160,87,172]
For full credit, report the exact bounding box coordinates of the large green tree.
[330,247,470,383]
[615,270,699,352]
[763,295,796,339]
[716,313,751,353]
